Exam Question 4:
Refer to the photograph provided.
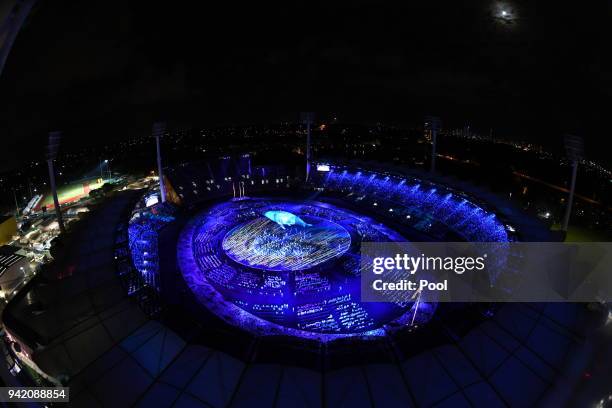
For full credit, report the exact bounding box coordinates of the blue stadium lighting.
[176,198,430,339]
[319,166,510,242]
[155,163,512,340]
[127,203,176,292]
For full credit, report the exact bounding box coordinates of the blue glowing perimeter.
[177,198,436,340]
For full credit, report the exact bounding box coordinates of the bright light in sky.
[493,2,516,23]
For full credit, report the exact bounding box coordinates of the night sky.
[1,0,611,169]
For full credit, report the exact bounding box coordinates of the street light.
[99,159,109,180]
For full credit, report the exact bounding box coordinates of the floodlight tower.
[46,131,65,234]
[153,121,167,203]
[12,189,19,214]
[425,116,442,173]
[300,112,315,182]
[561,134,584,232]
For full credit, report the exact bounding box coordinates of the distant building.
[0,215,17,245]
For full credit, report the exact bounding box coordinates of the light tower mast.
[46,131,65,234]
[561,134,584,232]
[153,121,167,203]
[425,116,441,173]
[300,112,315,182]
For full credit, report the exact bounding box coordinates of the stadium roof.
[0,244,22,276]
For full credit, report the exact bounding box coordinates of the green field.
[35,178,105,210]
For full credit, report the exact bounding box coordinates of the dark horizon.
[1,0,611,169]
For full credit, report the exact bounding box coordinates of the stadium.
[2,156,602,407]
[167,160,518,341]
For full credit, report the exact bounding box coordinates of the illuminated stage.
[222,213,351,271]
[177,198,436,340]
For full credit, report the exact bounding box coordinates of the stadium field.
[34,178,105,211]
